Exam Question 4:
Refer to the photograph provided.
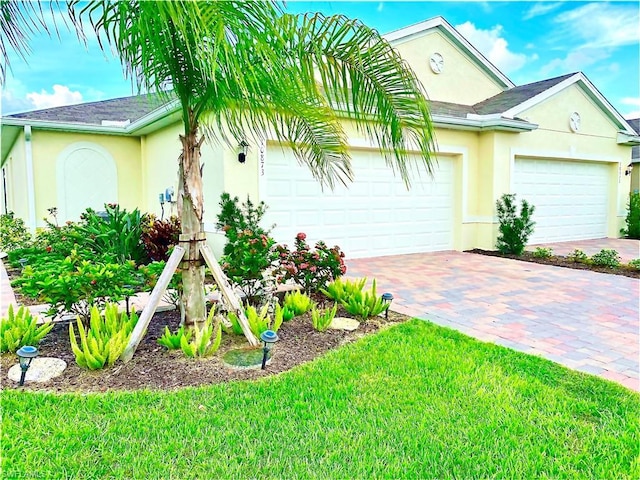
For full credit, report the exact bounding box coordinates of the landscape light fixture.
[18,258,27,269]
[625,163,634,176]
[237,140,249,164]
[260,330,279,370]
[381,292,394,320]
[16,345,38,386]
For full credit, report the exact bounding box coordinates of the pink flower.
[340,265,347,274]
[296,232,307,241]
[310,265,317,272]
[300,263,309,270]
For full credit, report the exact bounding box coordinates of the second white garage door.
[262,148,455,259]
[513,158,610,244]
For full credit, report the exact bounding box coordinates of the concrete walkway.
[347,248,639,391]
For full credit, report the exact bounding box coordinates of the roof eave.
[432,114,537,132]
[617,132,640,146]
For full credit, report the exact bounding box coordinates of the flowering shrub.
[275,232,346,293]
[216,193,278,304]
[0,212,31,252]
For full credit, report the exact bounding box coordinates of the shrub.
[0,212,31,252]
[216,193,278,305]
[226,304,283,337]
[628,259,640,270]
[33,214,82,258]
[75,204,149,265]
[342,279,388,320]
[283,291,314,317]
[275,233,346,293]
[0,305,53,353]
[495,194,535,255]
[621,192,640,239]
[532,247,553,259]
[12,250,140,320]
[141,215,181,261]
[138,260,182,308]
[567,249,589,263]
[590,249,621,268]
[69,304,138,370]
[311,303,338,332]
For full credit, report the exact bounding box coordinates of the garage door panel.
[263,148,455,258]
[514,158,609,243]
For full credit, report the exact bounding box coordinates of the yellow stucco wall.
[392,30,505,105]
[27,130,141,227]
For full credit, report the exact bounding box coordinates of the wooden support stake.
[200,244,259,347]
[121,246,185,363]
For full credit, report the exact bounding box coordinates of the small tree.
[495,194,535,255]
[621,192,640,239]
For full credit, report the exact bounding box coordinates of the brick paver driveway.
[347,248,639,391]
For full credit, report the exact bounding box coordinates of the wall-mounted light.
[625,163,634,176]
[237,140,249,164]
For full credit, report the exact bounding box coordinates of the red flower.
[45,246,52,253]
[310,265,317,273]
[296,232,307,241]
[340,265,347,274]
[90,280,97,285]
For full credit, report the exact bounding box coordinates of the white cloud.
[523,2,564,20]
[540,48,610,76]
[0,77,32,114]
[455,21,536,74]
[552,3,639,49]
[621,98,640,120]
[624,111,640,120]
[26,84,83,109]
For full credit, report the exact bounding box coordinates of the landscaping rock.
[7,357,67,384]
[329,317,360,331]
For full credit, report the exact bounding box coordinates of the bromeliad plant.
[175,309,223,358]
[275,233,346,294]
[0,305,53,353]
[226,304,284,337]
[321,277,367,303]
[339,279,388,320]
[69,303,138,370]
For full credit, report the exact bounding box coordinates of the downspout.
[24,125,37,233]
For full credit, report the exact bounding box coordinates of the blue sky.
[2,1,639,118]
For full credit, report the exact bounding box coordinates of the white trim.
[24,126,36,232]
[383,16,514,89]
[433,114,537,132]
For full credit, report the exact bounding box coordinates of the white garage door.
[513,158,610,243]
[262,148,454,258]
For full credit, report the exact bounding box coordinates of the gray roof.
[5,92,171,126]
[473,73,576,115]
[429,100,476,118]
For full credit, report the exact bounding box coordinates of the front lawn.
[2,320,639,479]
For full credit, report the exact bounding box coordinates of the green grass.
[2,320,639,479]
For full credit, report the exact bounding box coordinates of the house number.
[259,144,266,177]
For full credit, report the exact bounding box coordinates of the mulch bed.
[1,308,407,393]
[467,249,640,279]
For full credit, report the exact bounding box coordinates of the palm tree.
[2,1,436,343]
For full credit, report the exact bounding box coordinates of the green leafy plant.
[620,192,640,239]
[226,303,283,337]
[141,214,181,261]
[283,291,314,316]
[628,259,640,270]
[532,247,553,259]
[157,325,192,350]
[275,303,294,323]
[69,303,138,370]
[0,305,53,353]
[321,277,367,303]
[74,204,149,265]
[12,250,140,320]
[0,212,31,252]
[178,310,222,358]
[342,279,388,320]
[495,193,535,255]
[311,303,338,332]
[567,249,589,263]
[275,233,346,293]
[590,249,621,268]
[216,193,278,304]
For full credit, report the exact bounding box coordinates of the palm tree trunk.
[178,122,207,328]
